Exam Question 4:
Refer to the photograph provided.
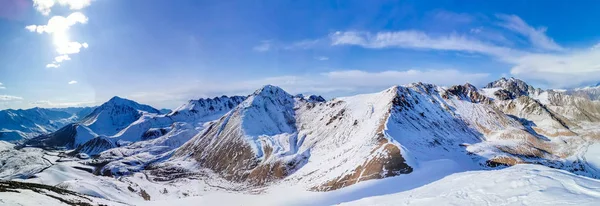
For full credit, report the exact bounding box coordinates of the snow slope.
[142,164,600,206]
[341,164,600,206]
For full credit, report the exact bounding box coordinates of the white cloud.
[0,95,23,101]
[321,69,490,88]
[27,12,88,34]
[284,39,320,50]
[33,0,55,15]
[325,14,600,88]
[25,25,38,32]
[0,82,5,90]
[470,27,482,34]
[510,49,600,87]
[68,80,77,84]
[33,0,92,15]
[56,41,87,55]
[330,30,520,61]
[163,69,490,100]
[591,43,600,50]
[253,41,272,52]
[46,63,60,68]
[57,0,92,10]
[315,56,329,61]
[30,100,95,107]
[496,14,563,51]
[55,55,71,62]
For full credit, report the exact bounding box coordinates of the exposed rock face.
[494,89,516,100]
[174,85,303,185]
[315,137,412,191]
[446,83,491,103]
[484,77,541,98]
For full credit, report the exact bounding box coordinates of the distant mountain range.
[0,107,95,142]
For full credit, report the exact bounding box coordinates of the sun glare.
[53,31,70,47]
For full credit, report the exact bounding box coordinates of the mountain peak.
[106,96,132,104]
[484,77,539,98]
[253,85,291,97]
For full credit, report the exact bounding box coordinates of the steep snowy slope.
[0,107,94,142]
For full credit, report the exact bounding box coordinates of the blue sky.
[2,0,600,109]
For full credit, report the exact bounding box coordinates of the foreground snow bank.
[341,164,600,206]
[141,164,600,206]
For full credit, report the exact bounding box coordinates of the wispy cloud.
[68,80,77,84]
[33,0,91,16]
[496,14,563,51]
[510,49,600,87]
[27,1,92,68]
[0,82,5,90]
[138,68,490,107]
[46,63,60,68]
[253,40,272,52]
[330,30,520,61]
[430,10,475,24]
[0,95,23,101]
[315,56,329,61]
[30,100,95,107]
[284,39,320,50]
[325,13,600,88]
[55,54,71,62]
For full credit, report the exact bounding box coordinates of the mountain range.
[2,77,600,205]
[0,107,95,142]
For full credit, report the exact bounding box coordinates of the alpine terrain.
[2,78,600,205]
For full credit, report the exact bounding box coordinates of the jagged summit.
[168,95,247,121]
[446,83,490,103]
[294,94,326,103]
[484,77,542,99]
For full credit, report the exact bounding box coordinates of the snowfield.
[141,164,600,206]
[341,164,600,206]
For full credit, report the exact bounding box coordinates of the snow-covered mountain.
[5,78,600,205]
[0,107,94,142]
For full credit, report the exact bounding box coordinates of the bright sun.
[52,30,70,47]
